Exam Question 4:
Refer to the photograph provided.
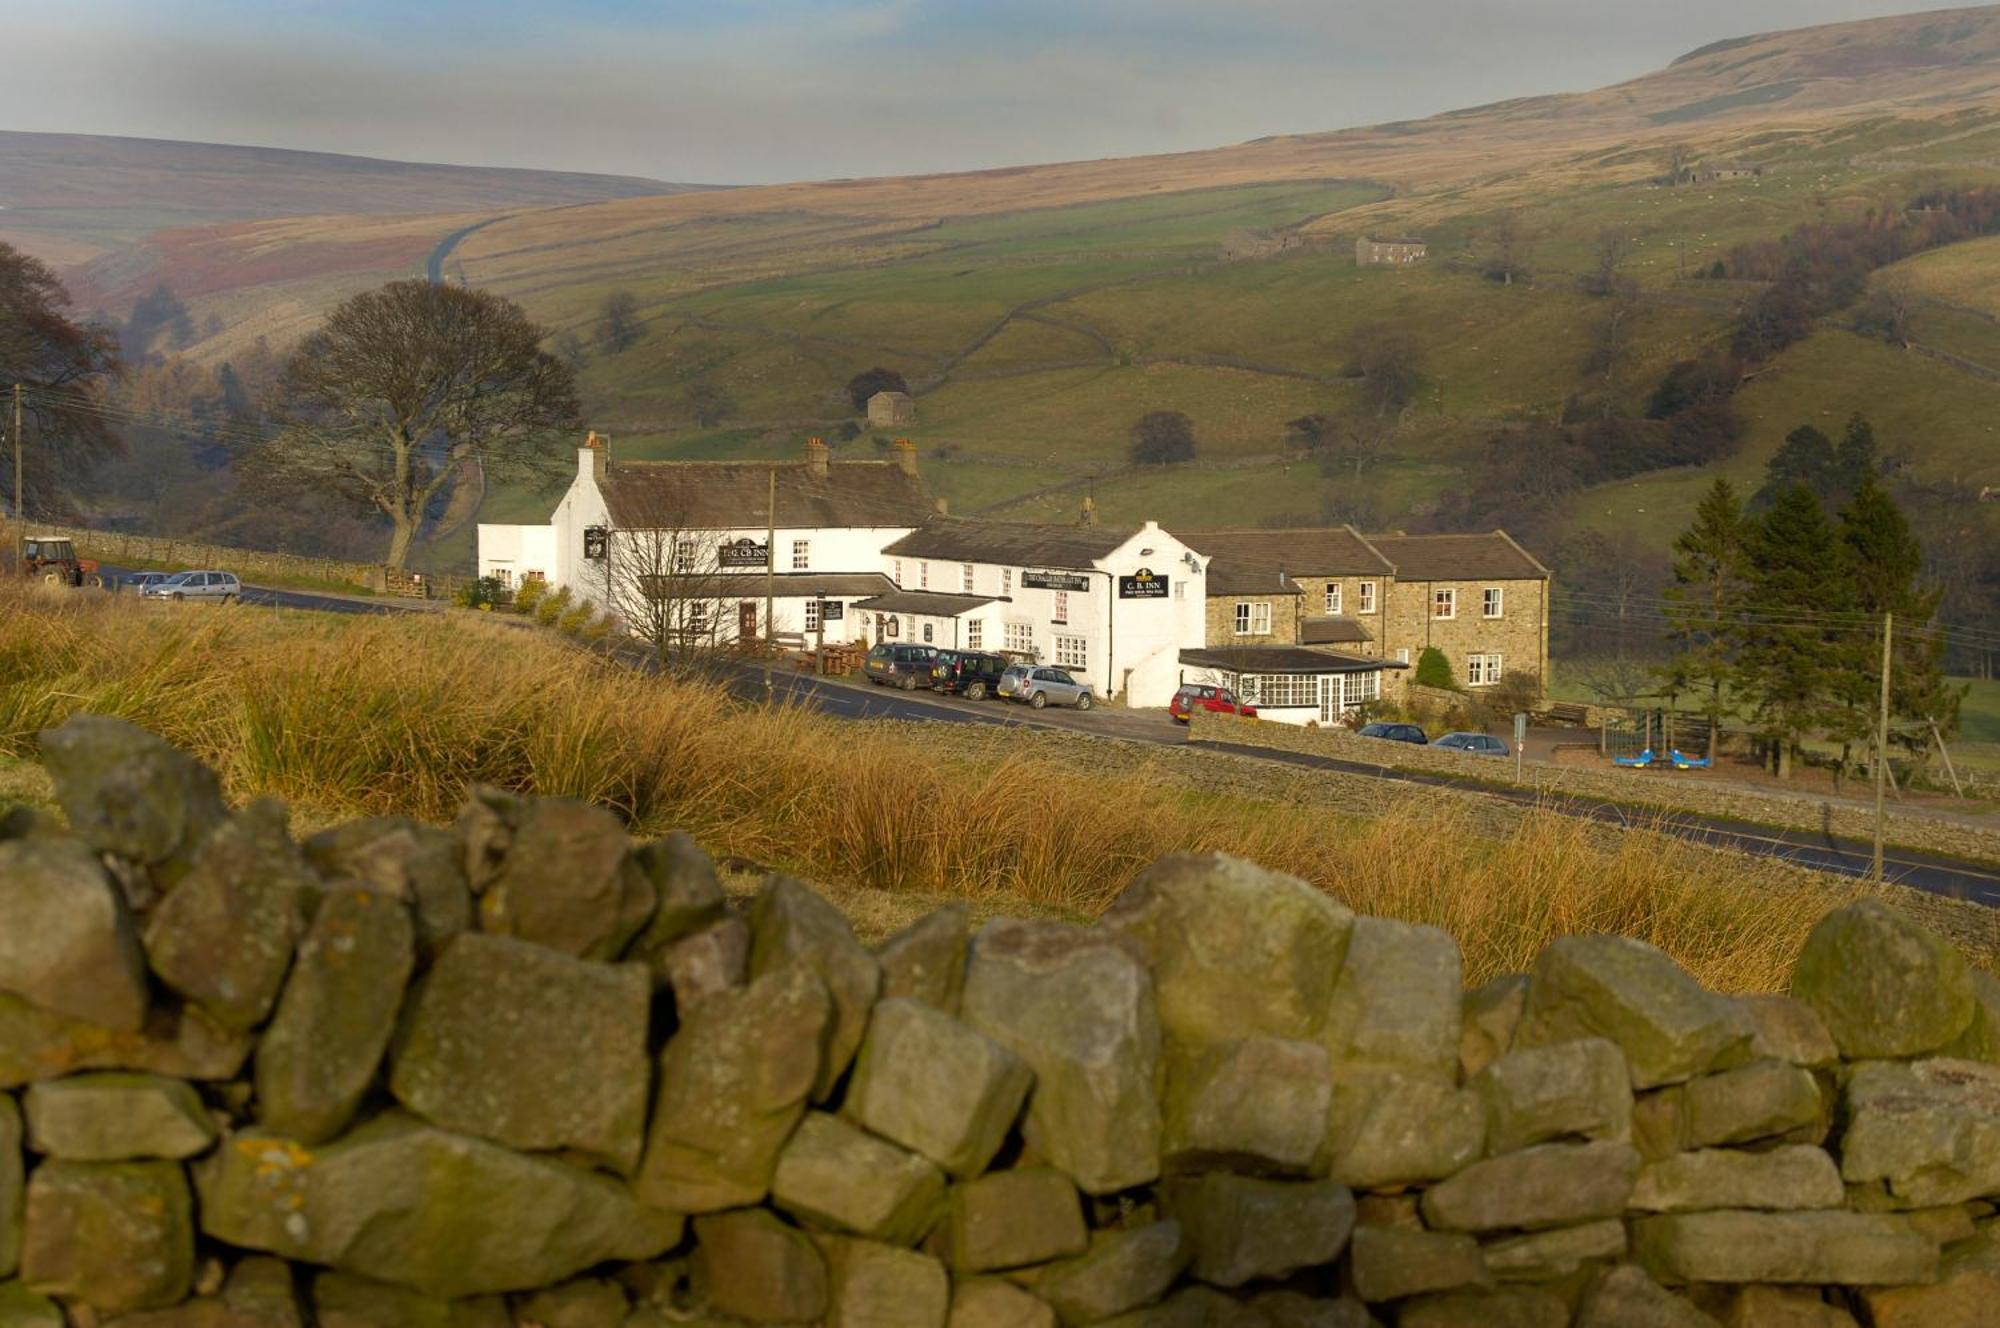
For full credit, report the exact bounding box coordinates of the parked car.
[143,570,241,603]
[863,643,939,690]
[1168,684,1258,723]
[998,664,1095,710]
[930,649,1010,700]
[1435,731,1510,756]
[122,572,175,596]
[1357,721,1428,745]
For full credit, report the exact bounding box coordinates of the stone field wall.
[2,716,2000,1327]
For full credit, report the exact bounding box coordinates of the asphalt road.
[107,574,2000,907]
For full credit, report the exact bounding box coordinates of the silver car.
[1435,731,1509,756]
[998,664,1095,711]
[144,570,241,603]
[122,572,174,596]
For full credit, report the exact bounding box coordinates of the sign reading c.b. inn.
[718,538,769,568]
[1118,567,1169,599]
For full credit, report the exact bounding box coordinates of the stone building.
[866,391,916,428]
[1367,532,1552,692]
[1355,236,1428,267]
[1189,526,1551,697]
[1696,162,1762,182]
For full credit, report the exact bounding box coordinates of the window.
[1356,581,1376,613]
[674,541,697,574]
[804,599,821,632]
[1433,588,1457,620]
[1053,591,1069,625]
[922,622,934,644]
[1233,601,1272,636]
[1055,635,1086,669]
[1005,621,1034,655]
[1256,675,1316,708]
[1324,583,1342,615]
[1468,653,1504,687]
[686,601,710,635]
[920,561,930,589]
[1340,671,1381,707]
[791,540,810,571]
[1395,647,1410,664]
[966,619,983,649]
[1483,587,1504,619]
[893,559,903,587]
[962,563,975,592]
[1174,582,1185,601]
[1002,568,1012,595]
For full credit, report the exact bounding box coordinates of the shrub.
[512,578,548,615]
[1414,647,1455,690]
[534,586,572,627]
[1129,411,1196,465]
[557,602,597,637]
[454,576,510,611]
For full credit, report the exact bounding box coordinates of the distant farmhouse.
[1696,161,1762,182]
[866,390,916,428]
[1355,236,1427,267]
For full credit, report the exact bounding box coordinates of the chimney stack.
[892,437,919,478]
[803,436,830,479]
[580,430,608,486]
[1080,495,1098,527]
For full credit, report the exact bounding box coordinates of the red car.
[1169,684,1258,722]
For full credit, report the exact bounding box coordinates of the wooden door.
[738,601,758,641]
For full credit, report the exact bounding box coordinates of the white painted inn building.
[479,436,1450,714]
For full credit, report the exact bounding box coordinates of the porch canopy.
[1178,646,1398,719]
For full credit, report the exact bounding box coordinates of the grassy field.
[0,582,1929,990]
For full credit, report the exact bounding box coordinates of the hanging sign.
[1118,567,1169,599]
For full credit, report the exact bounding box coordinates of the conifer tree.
[1739,484,1849,777]
[1836,476,1963,763]
[1662,478,1748,757]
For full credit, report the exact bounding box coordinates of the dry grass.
[0,584,1866,991]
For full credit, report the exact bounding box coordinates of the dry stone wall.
[2,716,2000,1327]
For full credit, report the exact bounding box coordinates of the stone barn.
[1355,236,1427,266]
[867,391,916,428]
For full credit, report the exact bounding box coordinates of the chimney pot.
[804,436,830,479]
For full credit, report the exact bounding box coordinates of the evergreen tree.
[1738,484,1849,777]
[1754,425,1832,507]
[1828,413,1879,505]
[1836,477,1963,762]
[1662,478,1748,757]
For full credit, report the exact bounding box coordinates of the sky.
[0,0,1969,184]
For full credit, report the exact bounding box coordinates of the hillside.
[0,130,704,271]
[44,8,2000,600]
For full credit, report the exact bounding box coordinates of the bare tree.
[1485,213,1529,286]
[1854,276,1917,349]
[1583,230,1634,297]
[598,291,642,354]
[594,494,735,671]
[1582,290,1641,416]
[1663,144,1693,187]
[261,279,579,569]
[1343,324,1427,417]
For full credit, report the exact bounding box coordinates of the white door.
[1320,675,1337,724]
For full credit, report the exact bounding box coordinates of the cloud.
[0,0,1961,183]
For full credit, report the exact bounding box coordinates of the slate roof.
[1363,532,1550,582]
[1300,616,1374,645]
[1187,527,1395,593]
[1179,646,1393,674]
[642,572,897,599]
[852,591,997,617]
[883,519,1141,569]
[599,460,935,531]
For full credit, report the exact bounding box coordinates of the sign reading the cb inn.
[717,538,770,568]
[1022,569,1091,592]
[1118,567,1169,599]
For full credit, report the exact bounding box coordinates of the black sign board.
[717,538,769,568]
[1118,567,1169,599]
[819,600,844,622]
[1022,569,1091,592]
[582,526,608,561]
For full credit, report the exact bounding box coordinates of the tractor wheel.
[42,571,62,587]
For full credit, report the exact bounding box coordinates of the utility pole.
[762,467,776,702]
[11,384,23,567]
[1873,611,1892,884]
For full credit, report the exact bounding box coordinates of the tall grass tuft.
[0,584,1860,990]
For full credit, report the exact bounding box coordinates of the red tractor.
[14,536,104,588]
